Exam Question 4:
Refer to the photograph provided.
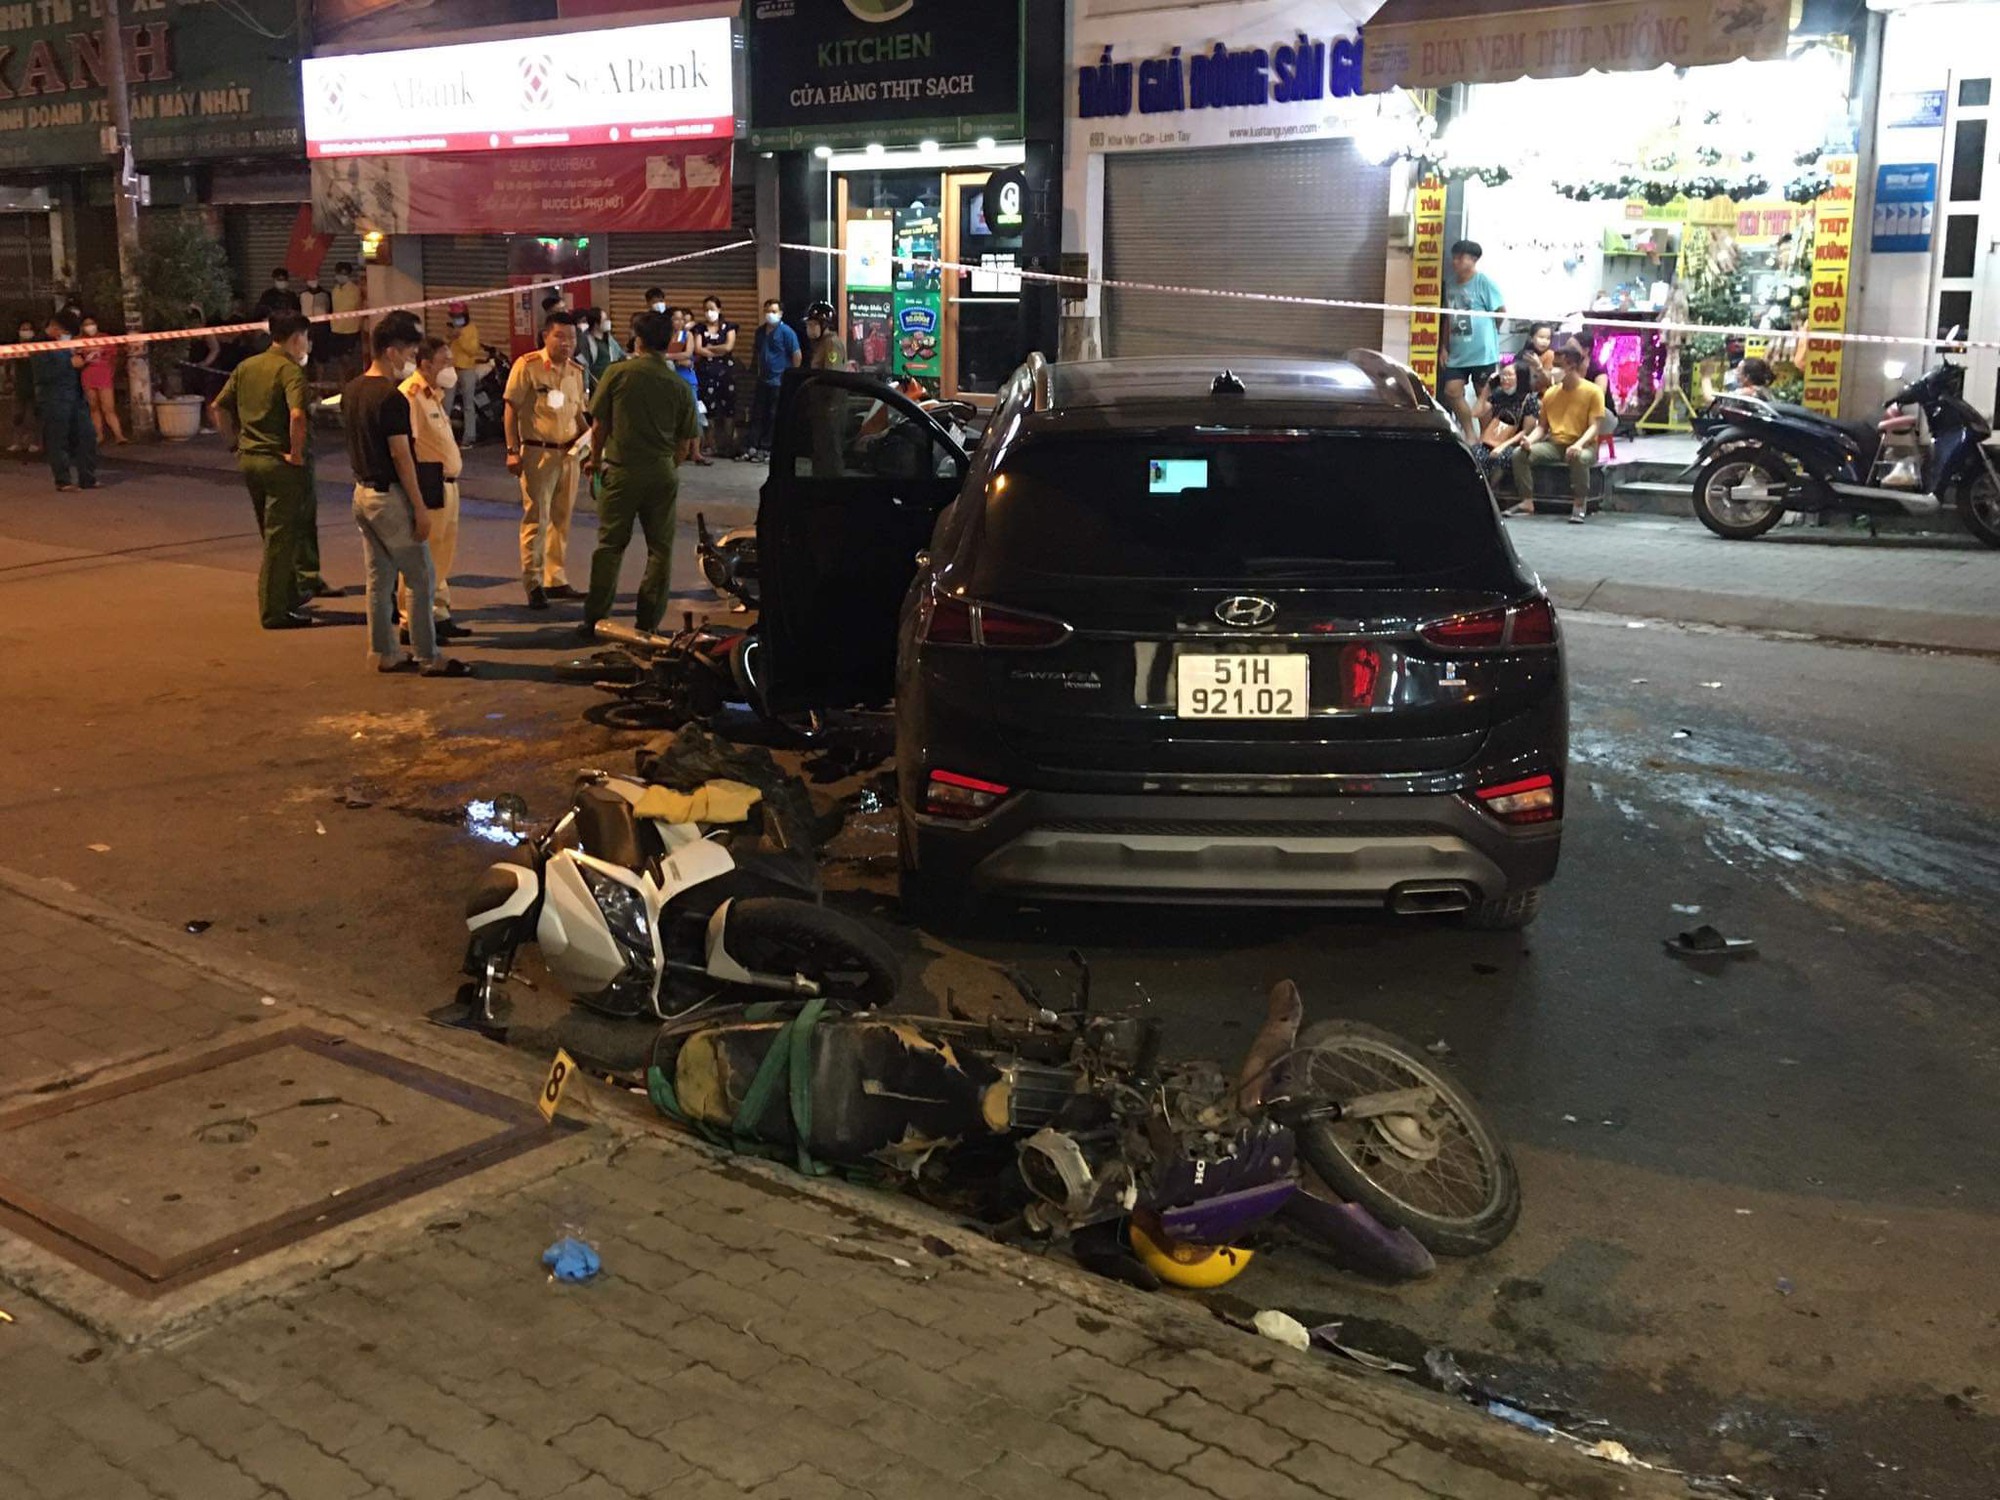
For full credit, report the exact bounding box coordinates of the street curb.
[1542,574,2000,655]
[0,865,1691,1497]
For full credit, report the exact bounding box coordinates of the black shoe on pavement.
[577,620,600,642]
[545,583,581,600]
[435,619,473,641]
[306,580,340,599]
[265,612,317,630]
[527,586,549,610]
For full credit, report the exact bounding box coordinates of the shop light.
[813,144,832,159]
[865,142,885,157]
[827,142,1026,171]
[920,139,938,153]
[976,136,996,151]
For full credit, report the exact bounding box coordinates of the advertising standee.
[1871,163,1936,254]
[1802,153,1857,417]
[892,201,942,382]
[1408,178,1447,390]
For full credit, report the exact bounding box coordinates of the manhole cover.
[0,1028,574,1297]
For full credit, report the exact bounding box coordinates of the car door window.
[791,387,952,483]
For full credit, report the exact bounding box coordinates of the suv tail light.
[1471,774,1559,825]
[924,769,1011,819]
[1418,597,1558,652]
[922,592,1071,649]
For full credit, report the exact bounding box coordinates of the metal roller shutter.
[219,205,359,302]
[423,237,512,313]
[1104,139,1389,360]
[606,167,757,349]
[0,214,54,302]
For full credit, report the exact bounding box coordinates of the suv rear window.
[980,431,1506,584]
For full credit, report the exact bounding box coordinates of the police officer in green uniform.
[213,311,318,630]
[582,309,698,637]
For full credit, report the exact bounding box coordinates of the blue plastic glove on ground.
[541,1236,601,1282]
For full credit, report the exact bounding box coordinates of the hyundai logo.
[1215,596,1277,628]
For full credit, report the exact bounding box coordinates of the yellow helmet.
[1129,1218,1255,1289]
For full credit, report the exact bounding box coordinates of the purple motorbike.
[647,976,1519,1288]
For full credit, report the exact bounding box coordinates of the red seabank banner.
[312,144,732,235]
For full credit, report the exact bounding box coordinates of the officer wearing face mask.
[30,309,93,489]
[212,311,320,627]
[255,267,302,321]
[398,336,470,642]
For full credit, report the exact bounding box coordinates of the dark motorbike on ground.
[648,977,1520,1286]
[578,614,768,731]
[1688,350,2000,546]
[450,770,898,1034]
[697,513,758,612]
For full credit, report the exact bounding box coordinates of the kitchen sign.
[0,0,302,171]
[302,15,735,159]
[749,0,1023,150]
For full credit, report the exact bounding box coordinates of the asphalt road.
[2,457,1996,1498]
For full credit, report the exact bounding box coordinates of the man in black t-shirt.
[342,312,468,677]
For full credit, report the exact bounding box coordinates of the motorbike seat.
[573,783,646,872]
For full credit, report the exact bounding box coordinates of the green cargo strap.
[647,999,831,1177]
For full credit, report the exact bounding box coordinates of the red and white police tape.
[4,232,1991,361]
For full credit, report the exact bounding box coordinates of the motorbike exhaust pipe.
[1387,883,1475,916]
[592,620,675,651]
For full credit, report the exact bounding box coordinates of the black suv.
[756,355,1566,930]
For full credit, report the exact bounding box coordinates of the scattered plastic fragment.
[1325,1341,1417,1375]
[1252,1309,1311,1351]
[1562,1114,1579,1124]
[87,843,110,853]
[0,1307,13,1324]
[184,920,212,935]
[1671,903,1701,914]
[1426,1039,1454,1057]
[1666,925,1756,958]
[1625,621,1646,629]
[1776,1277,1794,1297]
[259,996,278,1007]
[314,820,327,836]
[1583,1439,1636,1466]
[1306,1321,1343,1352]
[1700,681,1723,689]
[1424,1348,1469,1395]
[542,1236,601,1283]
[1671,729,1691,739]
[1488,1401,1558,1437]
[1630,677,1648,684]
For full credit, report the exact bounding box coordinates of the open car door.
[757,369,968,713]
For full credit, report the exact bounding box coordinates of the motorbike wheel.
[723,898,900,1010]
[1958,467,2000,548]
[583,697,687,732]
[1692,449,1789,539]
[1290,1020,1520,1257]
[728,632,769,717]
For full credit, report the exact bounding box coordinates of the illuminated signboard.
[303,16,735,159]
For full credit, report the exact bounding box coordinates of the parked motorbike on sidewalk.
[451,770,898,1033]
[1687,347,2000,546]
[649,977,1520,1286]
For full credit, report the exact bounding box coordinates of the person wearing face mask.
[503,310,587,609]
[212,312,320,628]
[644,287,668,316]
[742,299,800,463]
[78,314,127,445]
[30,309,95,492]
[693,295,738,459]
[328,262,365,382]
[255,267,302,321]
[661,306,710,465]
[9,315,42,454]
[445,302,487,444]
[578,308,624,390]
[343,313,467,676]
[398,337,470,643]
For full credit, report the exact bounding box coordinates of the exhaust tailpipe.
[1388,883,1474,916]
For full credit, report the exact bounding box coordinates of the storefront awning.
[1360,0,1794,93]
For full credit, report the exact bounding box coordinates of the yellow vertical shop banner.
[1409,179,1447,389]
[1802,154,1857,416]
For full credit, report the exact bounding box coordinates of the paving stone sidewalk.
[0,880,1682,1500]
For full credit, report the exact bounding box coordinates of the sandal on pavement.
[419,657,473,678]
[376,658,419,674]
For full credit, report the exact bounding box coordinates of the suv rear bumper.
[909,790,1560,909]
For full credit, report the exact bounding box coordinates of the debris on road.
[1666,925,1757,959]
[1488,1401,1559,1437]
[1253,1309,1311,1351]
[184,919,212,934]
[541,1235,601,1283]
[1583,1439,1637,1466]
[1671,903,1702,914]
[1426,1039,1454,1057]
[1424,1347,1469,1395]
[1777,1277,1795,1297]
[86,843,109,853]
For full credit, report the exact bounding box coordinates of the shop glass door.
[943,171,1024,401]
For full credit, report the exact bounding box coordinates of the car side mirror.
[914,550,932,569]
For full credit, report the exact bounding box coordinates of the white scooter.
[453,771,898,1031]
